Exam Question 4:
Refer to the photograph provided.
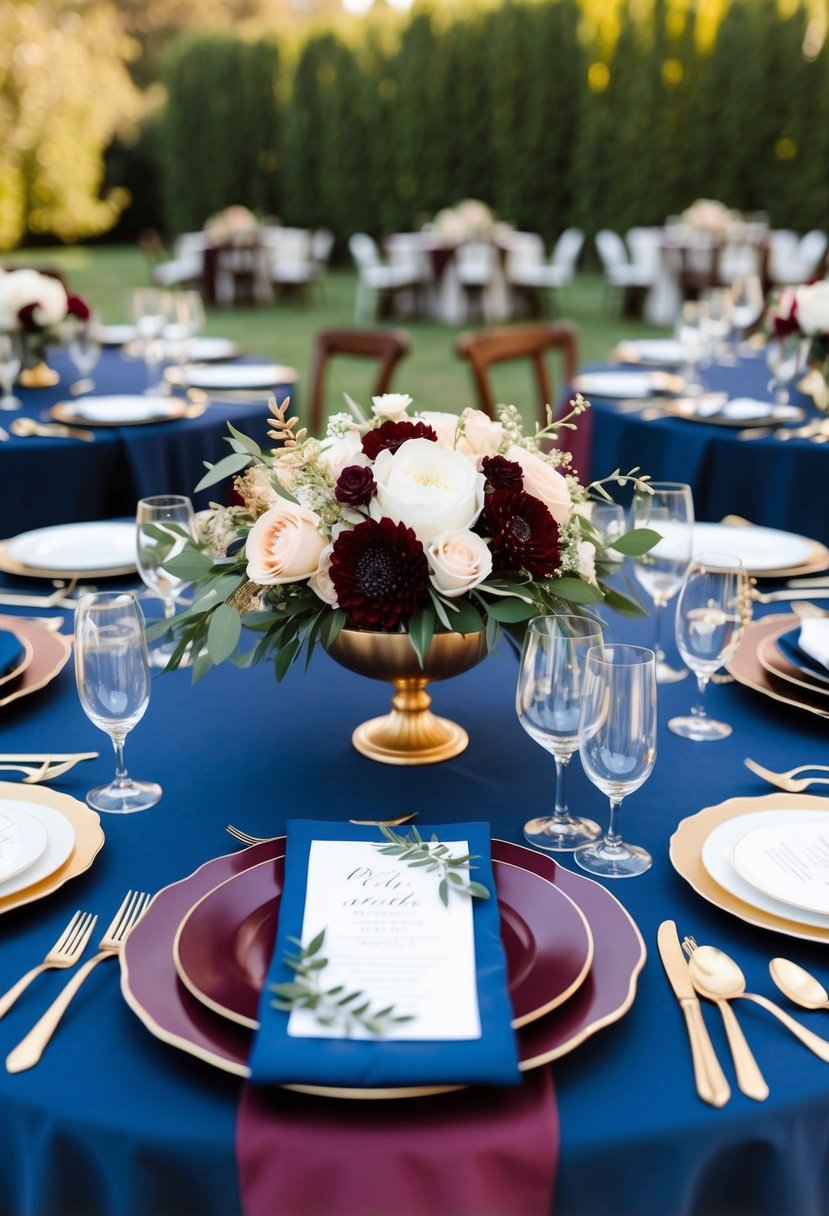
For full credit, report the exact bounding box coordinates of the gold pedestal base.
[19,361,59,388]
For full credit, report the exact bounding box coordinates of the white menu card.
[732,817,829,916]
[287,839,482,1041]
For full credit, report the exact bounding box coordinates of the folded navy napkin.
[778,624,829,683]
[0,630,25,679]
[246,819,520,1088]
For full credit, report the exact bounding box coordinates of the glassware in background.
[67,316,102,392]
[765,334,806,404]
[590,502,626,564]
[676,299,708,395]
[669,552,747,741]
[131,287,171,394]
[516,614,606,851]
[163,290,205,374]
[630,481,695,683]
[0,331,23,411]
[136,495,196,668]
[574,644,657,878]
[74,592,161,813]
[729,275,765,344]
[700,288,734,365]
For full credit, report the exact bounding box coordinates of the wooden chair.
[454,321,579,428]
[306,327,411,435]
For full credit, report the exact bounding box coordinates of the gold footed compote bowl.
[326,628,488,765]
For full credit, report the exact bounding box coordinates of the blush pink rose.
[246,500,326,585]
[428,529,492,597]
[505,445,572,525]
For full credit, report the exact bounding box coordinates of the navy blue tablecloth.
[0,590,828,1216]
[584,353,829,546]
[0,348,290,538]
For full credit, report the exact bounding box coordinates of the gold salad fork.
[744,758,829,793]
[225,811,420,847]
[0,912,98,1019]
[0,756,97,784]
[6,890,151,1073]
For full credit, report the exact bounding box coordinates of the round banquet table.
[1,585,829,1216]
[0,347,291,539]
[579,352,829,548]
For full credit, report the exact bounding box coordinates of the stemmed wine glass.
[669,552,747,741]
[676,300,708,395]
[74,592,161,813]
[516,614,606,851]
[0,332,23,411]
[574,644,657,879]
[163,290,206,374]
[67,316,102,393]
[131,287,171,394]
[136,495,196,667]
[729,275,765,345]
[766,334,806,404]
[631,482,695,683]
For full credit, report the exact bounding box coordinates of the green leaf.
[319,609,347,649]
[467,881,491,900]
[194,451,253,492]
[551,577,604,605]
[206,603,242,665]
[305,928,326,956]
[273,636,301,681]
[480,596,536,623]
[407,605,435,668]
[609,527,661,556]
[441,598,484,634]
[438,878,448,907]
[163,548,216,582]
[600,585,649,618]
[225,421,263,457]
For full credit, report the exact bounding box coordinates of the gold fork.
[0,912,98,1019]
[0,757,96,784]
[225,811,420,846]
[744,757,829,793]
[6,891,151,1073]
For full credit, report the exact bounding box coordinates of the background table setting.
[1,529,829,1213]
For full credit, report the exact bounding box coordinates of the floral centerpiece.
[765,280,829,411]
[430,200,497,246]
[677,198,743,237]
[203,204,260,245]
[0,268,90,386]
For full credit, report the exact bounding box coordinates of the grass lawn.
[5,244,670,432]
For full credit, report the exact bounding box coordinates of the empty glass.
[676,300,708,395]
[766,334,806,404]
[575,644,657,878]
[67,317,102,391]
[729,275,765,343]
[669,552,747,741]
[631,482,695,683]
[0,332,23,411]
[74,592,161,813]
[516,614,606,850]
[136,495,196,667]
[131,288,171,394]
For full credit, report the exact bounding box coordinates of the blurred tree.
[0,0,143,250]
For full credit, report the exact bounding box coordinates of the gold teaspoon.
[769,958,829,1011]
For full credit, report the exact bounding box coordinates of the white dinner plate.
[0,806,48,885]
[684,398,803,425]
[0,799,75,900]
[731,819,829,917]
[652,521,815,573]
[67,396,183,424]
[7,521,137,573]
[614,339,687,366]
[184,338,239,362]
[701,810,829,931]
[178,363,298,390]
[98,324,137,346]
[572,370,682,399]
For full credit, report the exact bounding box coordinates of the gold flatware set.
[0,753,98,784]
[225,811,419,847]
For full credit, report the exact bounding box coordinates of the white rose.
[371,393,413,421]
[308,541,339,605]
[416,411,461,448]
[2,269,67,327]
[30,275,68,327]
[428,529,492,598]
[459,408,505,458]
[372,437,485,545]
[317,428,367,479]
[795,281,829,335]
[578,540,598,587]
[506,445,572,525]
[246,499,326,585]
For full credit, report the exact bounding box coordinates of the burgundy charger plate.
[172,853,593,1032]
[0,617,72,710]
[122,837,645,1083]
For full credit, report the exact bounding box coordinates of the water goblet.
[67,316,102,391]
[163,290,205,372]
[0,331,23,411]
[574,644,657,878]
[589,502,626,564]
[630,481,695,683]
[136,495,195,668]
[729,275,765,344]
[766,334,806,404]
[676,300,708,395]
[74,592,161,813]
[669,552,747,741]
[131,287,171,394]
[516,614,606,851]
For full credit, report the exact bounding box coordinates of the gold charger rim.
[48,398,192,428]
[658,399,804,429]
[756,627,829,702]
[669,791,829,943]
[726,614,829,721]
[0,617,72,710]
[0,779,104,915]
[0,538,137,581]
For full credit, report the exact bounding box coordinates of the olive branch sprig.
[270,928,415,1036]
[374,825,492,907]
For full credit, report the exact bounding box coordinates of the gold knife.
[657,920,731,1107]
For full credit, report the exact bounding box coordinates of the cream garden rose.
[372,393,413,421]
[795,282,829,335]
[246,499,326,585]
[505,445,572,525]
[459,409,505,460]
[428,529,492,597]
[372,437,485,545]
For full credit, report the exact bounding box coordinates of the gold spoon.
[769,958,829,1011]
[10,417,95,442]
[686,944,829,1062]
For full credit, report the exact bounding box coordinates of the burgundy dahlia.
[66,294,91,322]
[361,420,438,461]
[481,489,560,578]
[17,303,39,332]
[482,455,524,491]
[330,517,430,630]
[335,464,376,507]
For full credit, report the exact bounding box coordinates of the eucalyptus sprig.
[270,929,414,1036]
[374,825,491,907]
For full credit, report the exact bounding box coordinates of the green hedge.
[155,0,829,247]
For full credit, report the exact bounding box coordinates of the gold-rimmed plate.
[50,395,192,428]
[0,627,34,689]
[0,520,137,581]
[756,626,829,701]
[0,617,72,710]
[670,792,829,944]
[726,614,829,721]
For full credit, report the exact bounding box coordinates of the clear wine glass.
[669,552,747,741]
[0,331,23,411]
[574,644,657,879]
[516,614,606,851]
[131,287,171,394]
[589,502,626,564]
[163,290,206,380]
[631,482,695,683]
[766,334,806,404]
[729,275,765,344]
[74,592,161,813]
[67,316,102,392]
[136,495,195,668]
[676,299,708,395]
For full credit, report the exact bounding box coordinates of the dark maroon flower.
[66,293,91,321]
[482,455,523,491]
[770,290,800,338]
[330,517,430,630]
[17,303,39,332]
[335,464,376,507]
[362,420,438,461]
[481,489,560,578]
